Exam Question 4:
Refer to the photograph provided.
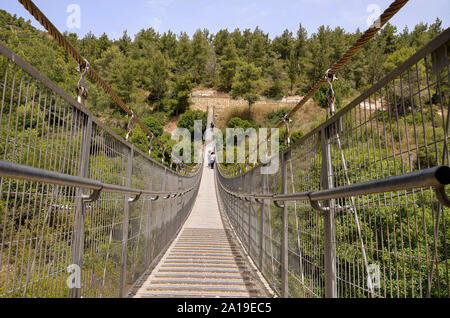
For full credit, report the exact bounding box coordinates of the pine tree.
[204,46,218,87]
[231,62,262,114]
[176,32,192,74]
[98,33,112,57]
[248,27,269,68]
[160,31,178,60]
[218,40,240,92]
[118,30,132,55]
[309,26,332,85]
[287,48,299,95]
[191,29,209,84]
[213,29,230,57]
[272,29,294,61]
[148,51,169,105]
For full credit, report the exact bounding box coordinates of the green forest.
[0,6,448,299]
[0,9,445,159]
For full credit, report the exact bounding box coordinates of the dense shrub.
[177,110,207,135]
[227,117,259,130]
[142,115,164,137]
[266,108,291,126]
[263,84,284,100]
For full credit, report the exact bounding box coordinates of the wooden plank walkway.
[134,126,269,298]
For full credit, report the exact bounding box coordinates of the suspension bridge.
[0,0,449,298]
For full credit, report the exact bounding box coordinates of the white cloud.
[150,17,162,30]
[238,3,257,15]
[147,0,173,10]
[259,10,270,18]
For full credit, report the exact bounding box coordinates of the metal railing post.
[120,146,133,298]
[321,127,337,298]
[177,176,182,230]
[162,168,168,243]
[177,176,180,229]
[234,194,237,227]
[145,166,153,267]
[241,174,245,240]
[70,115,92,298]
[281,150,290,298]
[239,175,243,237]
[259,173,267,270]
[248,170,252,253]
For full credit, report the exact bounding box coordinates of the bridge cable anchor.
[308,193,330,212]
[82,187,102,203]
[283,116,293,147]
[147,135,154,157]
[324,69,338,118]
[273,200,285,209]
[76,58,90,103]
[435,185,450,208]
[126,111,135,142]
[128,192,142,203]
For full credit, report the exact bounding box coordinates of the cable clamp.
[324,69,338,117]
[308,192,329,212]
[148,135,154,156]
[273,200,285,209]
[435,186,450,208]
[162,147,166,164]
[76,58,90,100]
[82,187,102,203]
[126,111,135,142]
[283,115,292,147]
[128,192,142,203]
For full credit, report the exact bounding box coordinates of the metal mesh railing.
[217,29,450,298]
[0,41,202,298]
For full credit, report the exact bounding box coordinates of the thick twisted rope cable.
[17,0,189,169]
[282,0,409,125]
[238,0,409,169]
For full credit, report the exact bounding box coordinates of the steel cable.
[235,0,410,169]
[17,0,193,171]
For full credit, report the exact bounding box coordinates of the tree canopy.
[0,8,444,158]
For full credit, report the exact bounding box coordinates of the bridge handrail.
[0,160,199,199]
[219,27,450,178]
[216,30,450,298]
[227,0,410,171]
[17,0,194,171]
[218,166,450,207]
[0,37,204,298]
[0,40,194,177]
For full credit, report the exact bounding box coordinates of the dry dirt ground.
[165,90,385,136]
[189,89,326,133]
[164,115,179,134]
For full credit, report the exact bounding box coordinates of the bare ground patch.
[190,90,326,133]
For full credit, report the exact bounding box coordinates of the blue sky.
[1,0,449,40]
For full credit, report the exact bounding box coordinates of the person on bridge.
[207,151,212,168]
[210,152,216,169]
